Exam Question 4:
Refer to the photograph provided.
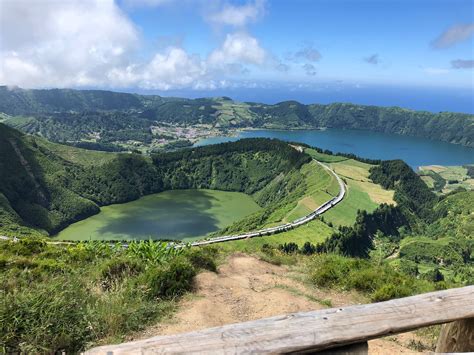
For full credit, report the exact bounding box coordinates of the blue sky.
[0,0,473,111]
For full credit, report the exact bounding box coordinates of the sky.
[0,0,473,112]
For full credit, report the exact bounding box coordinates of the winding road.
[190,160,346,247]
[0,161,345,247]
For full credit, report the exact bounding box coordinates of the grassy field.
[283,161,341,222]
[217,219,333,254]
[34,137,118,166]
[305,148,349,163]
[419,165,474,193]
[318,159,394,227]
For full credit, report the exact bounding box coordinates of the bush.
[100,257,143,290]
[310,254,353,287]
[346,268,383,293]
[279,242,299,254]
[399,260,419,277]
[422,268,445,283]
[371,283,413,302]
[0,277,94,353]
[140,258,196,299]
[308,254,435,301]
[185,247,217,272]
[0,237,46,256]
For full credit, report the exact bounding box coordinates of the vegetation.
[0,116,471,352]
[0,237,217,352]
[0,123,312,238]
[419,164,474,194]
[1,86,473,149]
[311,158,473,284]
[307,254,438,302]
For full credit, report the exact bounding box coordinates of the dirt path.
[134,254,433,353]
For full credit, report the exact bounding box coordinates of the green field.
[35,137,118,166]
[304,148,349,163]
[218,219,333,254]
[55,189,261,241]
[418,165,474,194]
[321,159,392,227]
[283,160,340,222]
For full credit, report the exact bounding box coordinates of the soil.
[133,253,435,354]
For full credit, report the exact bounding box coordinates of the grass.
[0,238,218,353]
[304,148,349,163]
[34,137,117,167]
[419,165,474,194]
[273,284,333,307]
[217,219,333,255]
[330,159,395,205]
[283,161,341,222]
[308,253,436,302]
[323,181,378,227]
[312,158,395,227]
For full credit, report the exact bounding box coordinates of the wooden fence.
[86,285,474,354]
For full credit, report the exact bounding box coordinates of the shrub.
[371,283,413,302]
[279,242,299,254]
[308,254,435,301]
[100,257,143,290]
[399,260,419,277]
[141,258,196,299]
[0,277,94,353]
[185,247,217,272]
[126,240,183,264]
[346,268,382,293]
[310,254,353,287]
[0,237,46,256]
[422,267,445,282]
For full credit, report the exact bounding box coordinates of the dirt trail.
[135,254,432,354]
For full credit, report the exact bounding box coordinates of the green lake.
[55,189,261,241]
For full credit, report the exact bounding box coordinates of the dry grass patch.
[330,159,395,205]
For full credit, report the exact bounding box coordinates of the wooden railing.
[85,286,474,354]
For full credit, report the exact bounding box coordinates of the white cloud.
[0,0,138,88]
[0,0,275,90]
[302,63,317,76]
[207,0,265,27]
[123,0,172,8]
[431,23,474,49]
[364,54,380,65]
[423,67,450,75]
[294,45,321,62]
[140,48,206,89]
[208,32,267,66]
[451,59,474,69]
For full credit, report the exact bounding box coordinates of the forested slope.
[1,86,473,147]
[0,123,310,237]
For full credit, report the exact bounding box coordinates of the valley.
[2,1,473,353]
[0,93,472,353]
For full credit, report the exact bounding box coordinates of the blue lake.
[196,129,474,168]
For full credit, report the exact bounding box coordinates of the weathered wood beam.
[436,317,474,352]
[85,286,474,354]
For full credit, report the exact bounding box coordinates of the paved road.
[189,160,346,247]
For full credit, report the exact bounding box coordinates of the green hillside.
[1,123,472,353]
[0,123,312,237]
[1,86,473,148]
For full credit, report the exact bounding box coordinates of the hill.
[1,124,472,353]
[0,123,312,237]
[1,86,473,149]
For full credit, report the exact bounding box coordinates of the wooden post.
[85,286,474,354]
[436,317,474,352]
